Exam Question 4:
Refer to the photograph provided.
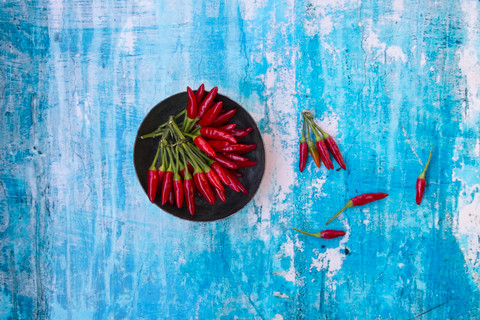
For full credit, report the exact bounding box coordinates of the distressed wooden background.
[1,0,480,319]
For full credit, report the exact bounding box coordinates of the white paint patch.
[420,53,427,67]
[238,0,268,20]
[273,291,290,299]
[272,315,284,320]
[386,45,407,63]
[386,0,404,22]
[361,19,387,59]
[309,222,350,281]
[303,0,361,38]
[273,235,303,285]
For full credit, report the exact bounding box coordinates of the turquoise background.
[1,0,480,319]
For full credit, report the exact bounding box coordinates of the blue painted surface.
[1,0,480,319]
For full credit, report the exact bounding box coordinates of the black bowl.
[133,91,265,222]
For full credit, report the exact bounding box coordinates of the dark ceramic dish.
[133,91,265,222]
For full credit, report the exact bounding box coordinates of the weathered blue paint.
[1,0,479,319]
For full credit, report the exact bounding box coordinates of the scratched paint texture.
[1,0,480,319]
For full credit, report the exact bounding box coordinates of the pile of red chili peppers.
[141,84,257,215]
[299,110,346,172]
[295,110,391,240]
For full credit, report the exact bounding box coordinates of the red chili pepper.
[193,136,216,158]
[212,154,238,170]
[229,127,253,139]
[195,84,205,104]
[219,123,236,131]
[200,127,236,144]
[194,171,216,204]
[307,118,334,169]
[222,168,240,192]
[206,140,230,151]
[235,160,257,168]
[325,192,389,225]
[220,144,256,154]
[197,87,218,119]
[213,187,226,202]
[299,118,308,172]
[205,169,224,192]
[184,178,195,215]
[416,146,433,205]
[168,188,175,206]
[147,142,162,203]
[210,108,237,127]
[186,86,197,119]
[147,169,159,203]
[293,228,346,239]
[226,169,248,194]
[221,152,248,162]
[306,122,321,168]
[180,149,195,215]
[199,101,223,127]
[161,153,174,206]
[211,162,230,186]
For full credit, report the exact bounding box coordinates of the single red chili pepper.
[225,169,248,194]
[172,148,184,209]
[416,146,433,205]
[299,118,308,172]
[213,187,226,202]
[211,162,231,186]
[306,122,321,168]
[325,192,389,225]
[229,127,253,139]
[306,117,334,169]
[206,140,230,151]
[180,149,195,215]
[220,144,256,154]
[186,86,197,120]
[197,87,218,119]
[199,101,223,127]
[221,152,248,162]
[293,228,346,239]
[161,148,174,205]
[210,108,237,127]
[194,171,216,204]
[193,136,216,158]
[200,127,236,144]
[147,142,162,203]
[235,160,257,168]
[219,123,236,131]
[212,154,238,170]
[195,84,205,104]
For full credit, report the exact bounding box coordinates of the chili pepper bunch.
[299,110,346,172]
[141,84,257,215]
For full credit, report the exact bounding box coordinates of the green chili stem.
[420,146,433,177]
[179,148,192,179]
[293,228,321,238]
[149,141,162,170]
[325,200,354,225]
